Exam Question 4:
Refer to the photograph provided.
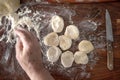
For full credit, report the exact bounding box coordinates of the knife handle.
[107,40,114,70]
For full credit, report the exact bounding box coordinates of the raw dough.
[0,0,20,15]
[74,51,88,64]
[59,35,72,50]
[51,15,64,33]
[64,25,79,40]
[78,40,94,53]
[44,32,59,46]
[61,51,74,68]
[0,2,8,15]
[47,46,62,63]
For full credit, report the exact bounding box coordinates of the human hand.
[14,27,43,76]
[14,27,54,80]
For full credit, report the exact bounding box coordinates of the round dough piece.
[78,40,94,53]
[47,46,62,63]
[44,32,59,46]
[64,25,79,40]
[74,51,89,64]
[51,15,64,33]
[59,35,72,50]
[61,51,74,68]
[0,0,20,15]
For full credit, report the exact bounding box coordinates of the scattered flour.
[0,6,42,44]
[0,5,103,80]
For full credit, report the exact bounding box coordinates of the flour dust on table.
[0,4,105,80]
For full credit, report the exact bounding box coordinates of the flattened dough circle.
[78,40,94,53]
[59,35,72,50]
[64,25,79,40]
[47,46,62,63]
[44,32,59,46]
[74,51,89,64]
[51,15,64,33]
[61,51,74,68]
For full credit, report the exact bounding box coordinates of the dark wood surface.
[0,1,120,80]
[51,2,120,80]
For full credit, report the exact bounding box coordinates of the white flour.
[0,5,105,80]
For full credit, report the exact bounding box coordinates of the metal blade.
[106,9,114,42]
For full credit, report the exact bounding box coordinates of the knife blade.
[106,9,114,70]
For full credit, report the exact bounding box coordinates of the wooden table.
[0,1,120,80]
[49,2,120,80]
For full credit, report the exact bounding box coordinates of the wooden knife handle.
[107,40,114,70]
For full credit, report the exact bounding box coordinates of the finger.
[14,27,32,47]
[15,37,23,54]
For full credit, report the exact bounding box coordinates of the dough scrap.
[44,32,59,46]
[61,51,74,68]
[64,25,79,40]
[78,40,94,53]
[59,35,72,50]
[47,46,62,63]
[74,51,88,64]
[51,15,64,33]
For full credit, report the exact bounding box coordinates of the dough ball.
[74,51,89,64]
[0,0,20,15]
[44,32,59,46]
[59,35,72,50]
[78,40,94,53]
[61,51,74,68]
[47,46,62,63]
[51,15,64,33]
[64,25,79,40]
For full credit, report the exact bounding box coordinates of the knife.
[106,9,114,70]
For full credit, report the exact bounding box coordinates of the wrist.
[26,65,54,80]
[29,67,46,80]
[23,63,54,80]
[25,63,44,76]
[26,64,46,80]
[29,67,54,80]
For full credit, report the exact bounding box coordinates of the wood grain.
[0,1,120,80]
[47,0,118,3]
